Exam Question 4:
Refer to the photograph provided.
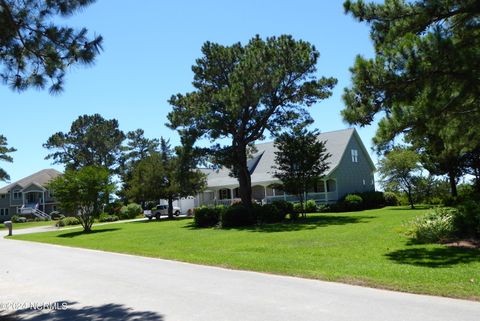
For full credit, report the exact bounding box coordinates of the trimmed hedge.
[11,215,27,223]
[384,192,399,206]
[221,204,255,227]
[50,211,65,220]
[256,203,286,223]
[57,217,80,227]
[99,213,119,222]
[355,191,385,209]
[343,194,364,211]
[193,206,221,227]
[119,203,143,220]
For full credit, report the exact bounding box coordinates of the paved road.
[1,232,479,321]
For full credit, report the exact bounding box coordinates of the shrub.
[355,191,385,209]
[304,200,317,213]
[221,204,255,228]
[396,194,411,206]
[11,215,27,223]
[57,216,80,227]
[383,192,399,206]
[50,211,65,220]
[293,202,303,213]
[119,203,143,220]
[193,206,221,227]
[99,213,120,222]
[343,194,364,211]
[455,200,480,238]
[256,204,286,223]
[406,207,457,243]
[271,200,294,217]
[104,200,124,215]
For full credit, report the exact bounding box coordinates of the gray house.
[195,128,375,206]
[0,169,61,221]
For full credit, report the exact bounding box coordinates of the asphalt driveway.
[1,230,479,321]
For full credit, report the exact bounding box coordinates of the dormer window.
[351,149,358,163]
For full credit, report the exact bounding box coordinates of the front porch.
[197,179,339,206]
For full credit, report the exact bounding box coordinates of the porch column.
[230,188,235,203]
[283,191,286,201]
[324,180,328,203]
[272,188,276,197]
[43,191,46,212]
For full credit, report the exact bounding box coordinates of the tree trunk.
[407,189,415,209]
[236,144,253,208]
[168,196,174,219]
[448,171,458,197]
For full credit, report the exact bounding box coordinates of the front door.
[26,192,39,204]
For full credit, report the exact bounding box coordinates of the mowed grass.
[10,207,480,300]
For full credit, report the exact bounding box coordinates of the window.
[4,208,8,216]
[13,189,22,199]
[326,179,336,192]
[363,179,366,186]
[0,208,7,216]
[351,149,358,163]
[0,194,5,199]
[219,189,231,200]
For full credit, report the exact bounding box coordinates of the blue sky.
[0,0,378,183]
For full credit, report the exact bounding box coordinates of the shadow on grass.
[184,215,375,233]
[387,205,432,211]
[57,228,121,238]
[132,216,193,224]
[385,246,480,268]
[1,301,163,321]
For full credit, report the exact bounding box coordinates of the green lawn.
[9,207,480,300]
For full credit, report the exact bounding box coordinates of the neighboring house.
[0,169,61,221]
[195,128,375,207]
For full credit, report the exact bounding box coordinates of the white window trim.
[351,149,359,163]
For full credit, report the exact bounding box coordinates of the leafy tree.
[463,147,480,193]
[48,166,114,232]
[341,0,480,157]
[0,0,103,93]
[127,138,206,218]
[273,125,330,217]
[44,114,125,171]
[0,134,15,181]
[126,151,166,211]
[118,129,159,201]
[412,175,450,204]
[121,129,159,165]
[168,35,336,208]
[378,147,422,208]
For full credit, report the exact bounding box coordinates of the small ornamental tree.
[378,147,422,209]
[168,35,337,209]
[273,125,330,217]
[0,135,15,181]
[48,166,114,232]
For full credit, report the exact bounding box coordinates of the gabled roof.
[0,169,62,194]
[201,128,373,188]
